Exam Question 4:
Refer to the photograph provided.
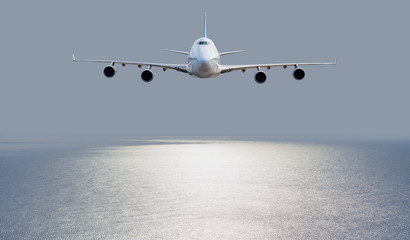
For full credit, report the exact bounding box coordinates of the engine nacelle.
[254,71,267,84]
[103,66,116,78]
[293,68,305,80]
[141,69,154,82]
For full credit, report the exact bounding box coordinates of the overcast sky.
[0,0,409,141]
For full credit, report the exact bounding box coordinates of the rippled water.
[0,139,409,239]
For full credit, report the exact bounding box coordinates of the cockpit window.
[198,41,209,45]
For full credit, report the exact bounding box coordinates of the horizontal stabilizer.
[165,49,189,55]
[220,50,246,56]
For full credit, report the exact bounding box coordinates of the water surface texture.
[0,139,409,239]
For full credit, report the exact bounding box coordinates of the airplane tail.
[204,12,207,38]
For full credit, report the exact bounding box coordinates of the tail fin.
[203,12,207,38]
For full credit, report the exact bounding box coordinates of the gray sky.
[1,0,409,141]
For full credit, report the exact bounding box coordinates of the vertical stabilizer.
[204,12,207,38]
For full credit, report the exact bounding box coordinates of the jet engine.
[103,66,116,78]
[141,69,154,82]
[254,71,267,84]
[293,68,305,80]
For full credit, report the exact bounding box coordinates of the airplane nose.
[192,60,217,78]
[198,61,211,71]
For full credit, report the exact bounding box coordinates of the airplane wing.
[72,54,188,73]
[220,60,336,73]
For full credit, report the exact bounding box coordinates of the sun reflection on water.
[84,140,338,238]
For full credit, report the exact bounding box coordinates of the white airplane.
[73,14,336,84]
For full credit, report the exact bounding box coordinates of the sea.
[0,138,409,239]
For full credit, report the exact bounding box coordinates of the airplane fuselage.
[187,37,221,78]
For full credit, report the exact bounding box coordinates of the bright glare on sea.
[0,139,409,239]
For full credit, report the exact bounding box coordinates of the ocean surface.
[0,139,409,239]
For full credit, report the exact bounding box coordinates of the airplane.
[73,14,336,84]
